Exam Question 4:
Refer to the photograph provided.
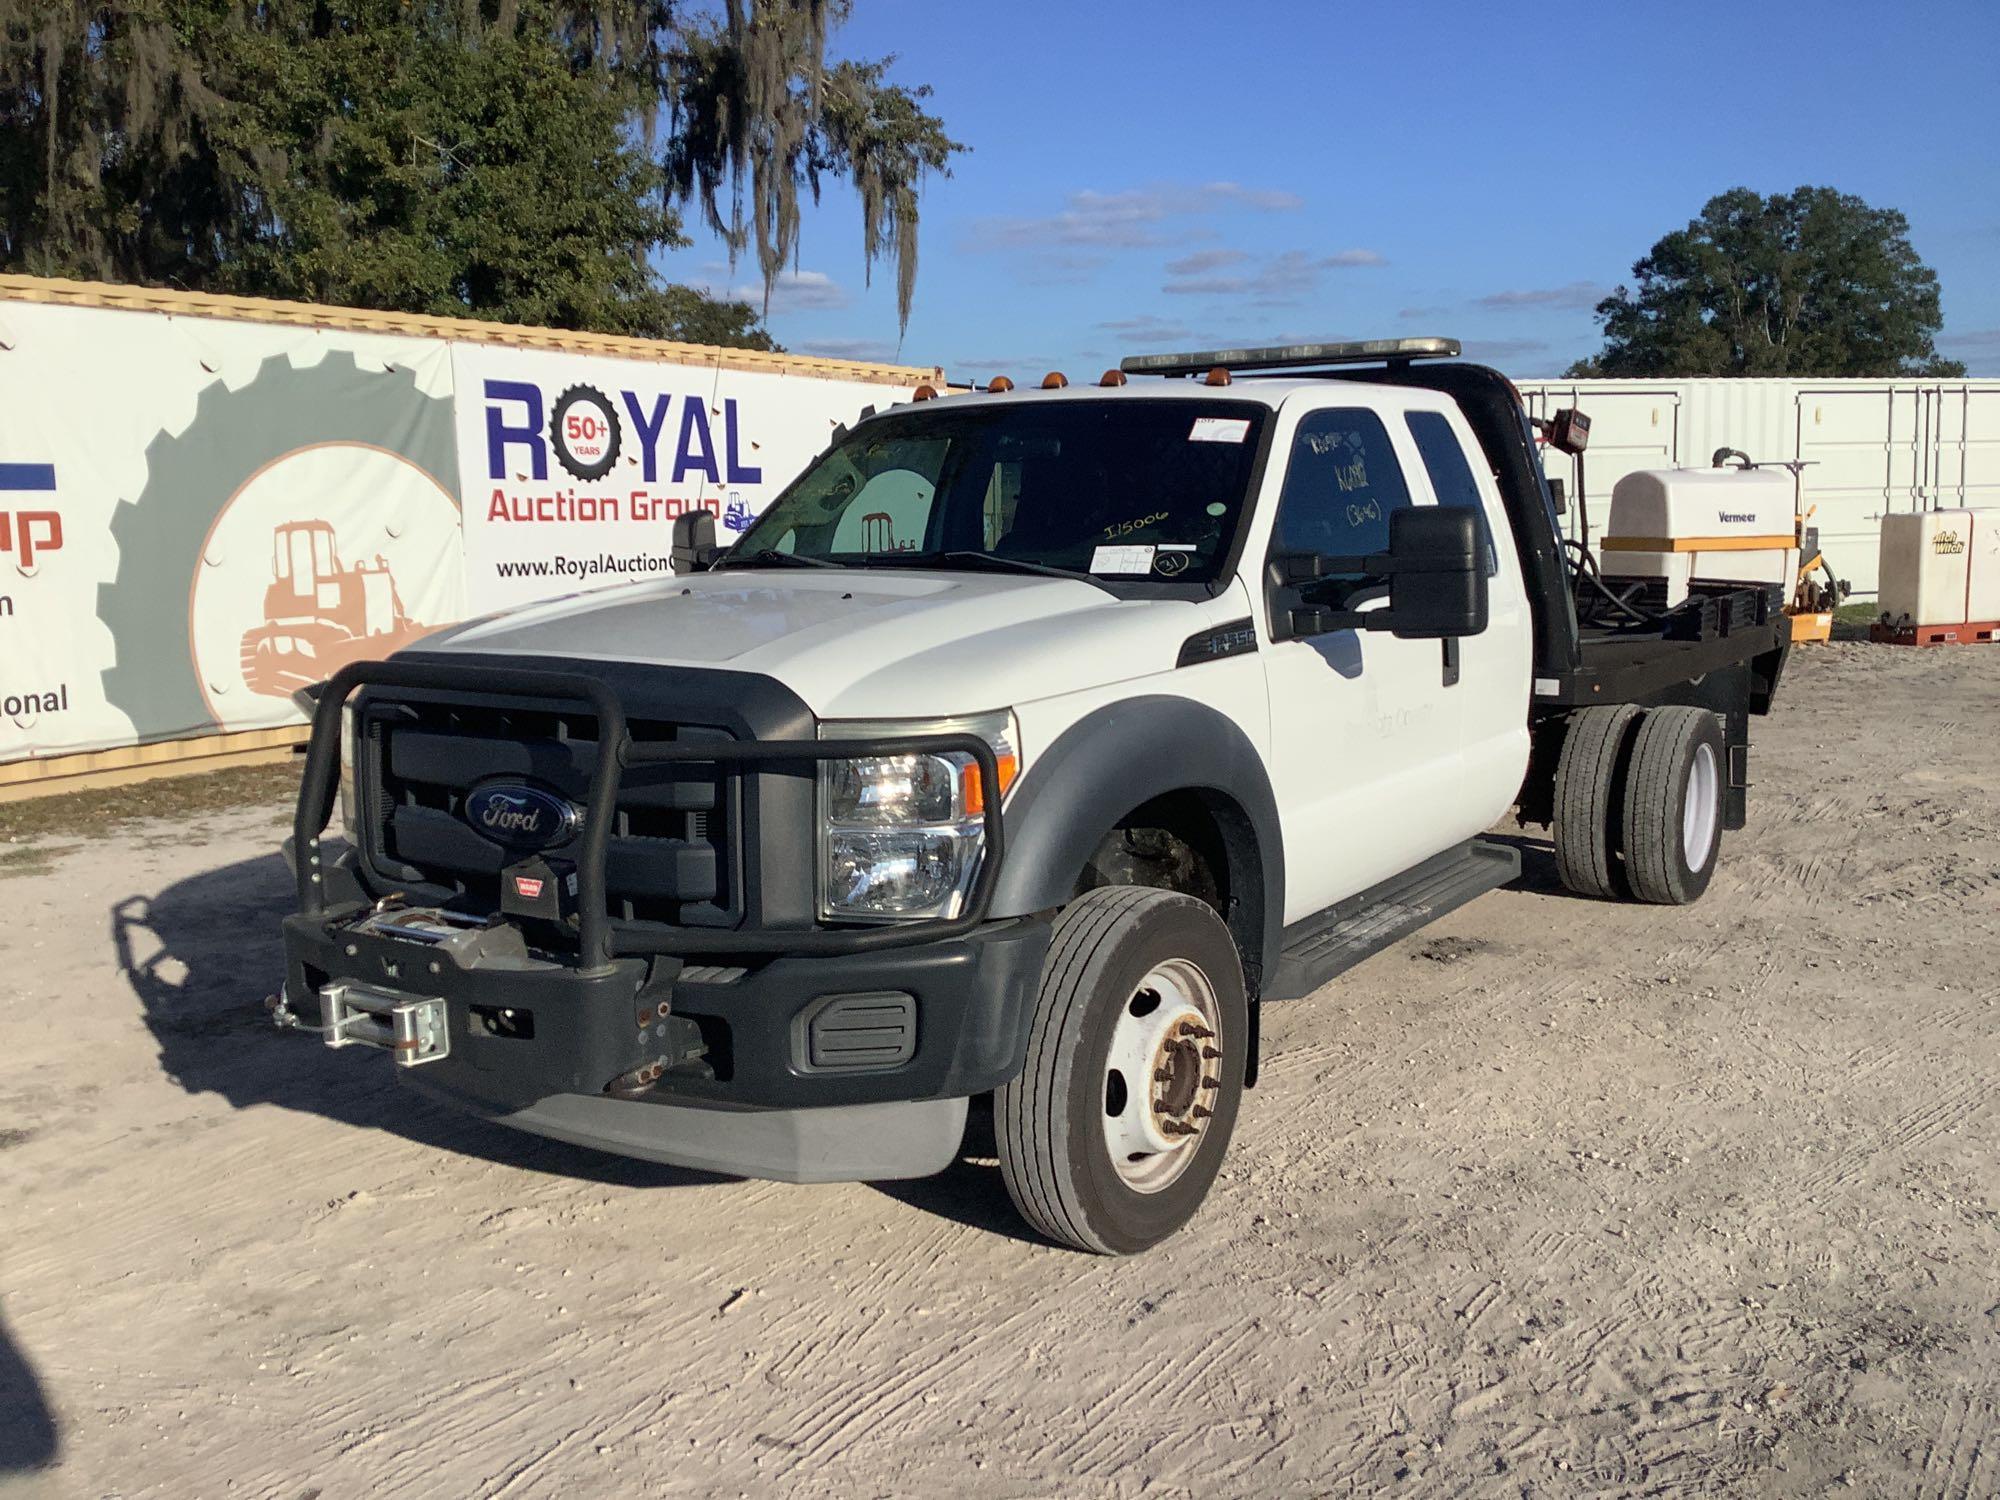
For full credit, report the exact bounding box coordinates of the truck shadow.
[110,852,720,1190]
[869,1099,1045,1247]
[0,1302,58,1474]
[1485,831,1614,902]
[109,852,1034,1241]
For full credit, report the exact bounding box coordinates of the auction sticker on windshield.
[1090,544,1157,574]
[1188,417,1250,443]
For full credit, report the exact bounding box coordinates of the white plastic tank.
[1597,466,1798,605]
[1877,510,2000,625]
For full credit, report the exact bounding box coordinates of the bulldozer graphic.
[238,520,433,699]
[100,350,460,740]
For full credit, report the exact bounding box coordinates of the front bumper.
[280,884,1051,1182]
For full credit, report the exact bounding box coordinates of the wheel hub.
[1102,960,1222,1193]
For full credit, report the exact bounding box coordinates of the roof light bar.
[1119,336,1461,377]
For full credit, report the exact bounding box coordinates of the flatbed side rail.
[295,658,1005,969]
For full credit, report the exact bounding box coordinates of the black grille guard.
[295,658,1007,971]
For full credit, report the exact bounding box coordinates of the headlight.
[817,711,1021,921]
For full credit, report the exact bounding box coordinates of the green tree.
[1568,187,1964,379]
[0,0,961,347]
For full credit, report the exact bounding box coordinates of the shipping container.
[1516,378,2000,597]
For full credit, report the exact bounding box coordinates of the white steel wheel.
[1682,740,1721,871]
[1100,958,1225,1194]
[1621,706,1728,905]
[996,886,1248,1255]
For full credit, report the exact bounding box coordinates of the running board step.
[1263,839,1520,1001]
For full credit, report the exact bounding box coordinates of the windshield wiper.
[883,550,1106,585]
[714,548,844,570]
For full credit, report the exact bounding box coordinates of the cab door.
[1257,404,1470,921]
[1400,406,1533,822]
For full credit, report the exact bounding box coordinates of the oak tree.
[1569,187,1962,378]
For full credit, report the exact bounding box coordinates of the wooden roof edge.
[0,274,942,385]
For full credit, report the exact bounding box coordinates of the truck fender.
[991,695,1286,983]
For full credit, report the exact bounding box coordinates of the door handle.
[1442,637,1461,687]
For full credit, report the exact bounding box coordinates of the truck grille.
[359,696,739,931]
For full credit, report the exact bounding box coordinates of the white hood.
[417,568,1222,718]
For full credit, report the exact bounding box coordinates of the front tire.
[996,887,1248,1255]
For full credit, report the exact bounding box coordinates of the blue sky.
[660,0,2000,379]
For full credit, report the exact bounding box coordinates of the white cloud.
[734,269,850,312]
[971,181,1302,251]
[1163,249,1387,305]
[795,337,904,363]
[1164,248,1250,277]
[686,267,851,313]
[1475,281,1605,312]
[1096,314,1195,342]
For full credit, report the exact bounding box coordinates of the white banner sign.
[453,344,915,613]
[0,302,462,762]
[0,290,925,765]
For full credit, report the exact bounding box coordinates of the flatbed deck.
[1542,615,1790,707]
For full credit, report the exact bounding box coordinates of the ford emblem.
[464,781,579,851]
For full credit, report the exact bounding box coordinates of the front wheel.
[997,887,1248,1254]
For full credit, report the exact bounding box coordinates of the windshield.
[727,398,1268,584]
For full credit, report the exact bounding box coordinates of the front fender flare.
[991,695,1285,979]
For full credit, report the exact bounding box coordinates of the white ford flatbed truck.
[277,337,1791,1255]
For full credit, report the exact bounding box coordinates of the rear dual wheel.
[1621,706,1725,904]
[1552,704,1725,905]
[996,887,1247,1255]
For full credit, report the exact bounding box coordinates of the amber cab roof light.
[1098,369,1128,387]
[1040,371,1068,389]
[986,375,1015,393]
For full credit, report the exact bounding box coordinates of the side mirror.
[1275,506,1488,641]
[1379,506,1487,639]
[671,510,720,573]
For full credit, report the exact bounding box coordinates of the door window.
[1272,408,1413,559]
[1405,410,1499,575]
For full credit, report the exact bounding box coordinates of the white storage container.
[1878,509,2000,625]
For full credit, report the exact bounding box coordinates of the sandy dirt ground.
[2,642,1997,1498]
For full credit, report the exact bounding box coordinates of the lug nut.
[1200,1076,1220,1091]
[1154,1068,1173,1082]
[1202,1046,1221,1060]
[1192,1105,1212,1120]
